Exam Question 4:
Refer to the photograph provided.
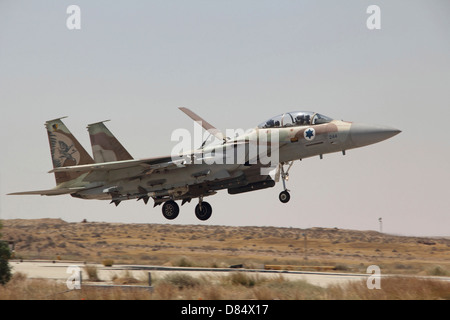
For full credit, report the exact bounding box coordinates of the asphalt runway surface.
[10,259,450,289]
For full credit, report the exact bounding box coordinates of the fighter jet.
[8,108,400,221]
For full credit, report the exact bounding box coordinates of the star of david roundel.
[304,128,315,141]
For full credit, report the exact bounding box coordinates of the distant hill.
[2,219,449,275]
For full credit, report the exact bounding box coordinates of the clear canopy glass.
[257,111,333,129]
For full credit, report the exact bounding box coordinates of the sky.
[0,1,449,236]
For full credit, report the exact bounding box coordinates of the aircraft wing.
[8,187,85,196]
[48,155,184,174]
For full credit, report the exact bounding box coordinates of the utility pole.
[378,217,383,233]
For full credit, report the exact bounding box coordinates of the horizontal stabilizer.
[8,187,85,196]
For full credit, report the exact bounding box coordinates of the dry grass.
[326,277,450,300]
[1,271,448,300]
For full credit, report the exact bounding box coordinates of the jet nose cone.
[349,123,401,148]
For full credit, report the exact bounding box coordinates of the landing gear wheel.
[195,201,212,221]
[162,200,179,220]
[279,191,290,203]
[278,161,293,204]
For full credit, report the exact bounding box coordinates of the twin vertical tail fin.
[9,117,132,196]
[87,120,133,163]
[45,117,94,185]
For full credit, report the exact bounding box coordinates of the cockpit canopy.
[258,111,333,129]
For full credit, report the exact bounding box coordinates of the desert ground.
[1,218,449,299]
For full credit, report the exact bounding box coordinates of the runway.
[9,259,443,289]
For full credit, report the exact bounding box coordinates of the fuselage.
[73,114,400,202]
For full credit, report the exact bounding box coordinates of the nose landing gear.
[279,190,290,203]
[278,161,293,203]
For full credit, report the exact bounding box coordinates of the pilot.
[304,115,310,125]
[296,115,305,125]
[265,120,274,128]
[274,120,280,127]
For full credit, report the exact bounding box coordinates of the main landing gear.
[195,197,212,221]
[278,161,293,203]
[161,197,212,221]
[162,200,179,220]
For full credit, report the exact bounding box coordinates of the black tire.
[195,202,212,221]
[279,191,290,203]
[162,200,179,220]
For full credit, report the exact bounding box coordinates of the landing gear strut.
[162,200,179,220]
[279,161,293,203]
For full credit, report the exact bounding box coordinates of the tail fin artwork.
[46,117,94,185]
[8,117,94,196]
[87,120,133,163]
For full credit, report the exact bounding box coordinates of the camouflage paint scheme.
[87,120,133,163]
[9,109,400,221]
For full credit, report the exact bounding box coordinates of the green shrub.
[0,221,12,285]
[102,259,114,267]
[428,265,448,276]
